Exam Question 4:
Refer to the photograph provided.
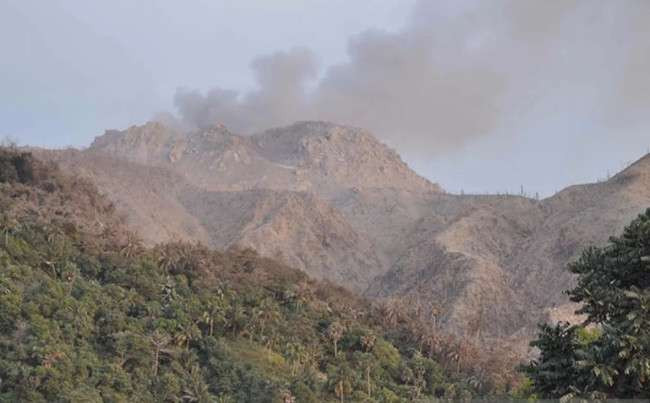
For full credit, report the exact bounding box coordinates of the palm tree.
[279,389,295,403]
[176,242,206,276]
[0,214,17,246]
[161,276,178,306]
[157,245,178,272]
[430,304,443,329]
[284,342,305,376]
[174,321,200,350]
[248,307,262,342]
[360,333,376,353]
[422,331,441,359]
[330,364,353,403]
[255,297,280,344]
[326,321,345,358]
[150,330,171,377]
[201,295,226,337]
[179,364,210,402]
[228,302,247,337]
[378,299,400,327]
[356,352,375,397]
[335,380,346,403]
[120,231,143,258]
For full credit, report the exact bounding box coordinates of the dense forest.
[0,149,523,401]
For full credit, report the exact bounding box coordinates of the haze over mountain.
[4,1,650,197]
[38,120,650,351]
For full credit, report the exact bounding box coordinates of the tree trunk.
[366,366,371,396]
[334,340,338,357]
[153,347,160,377]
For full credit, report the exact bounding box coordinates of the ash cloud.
[174,48,316,132]
[173,0,650,156]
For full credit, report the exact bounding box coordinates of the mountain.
[37,121,650,350]
[39,121,438,293]
[85,121,439,195]
[2,146,510,401]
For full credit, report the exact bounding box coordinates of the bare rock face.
[252,121,440,195]
[87,120,439,196]
[45,120,650,349]
[89,122,185,165]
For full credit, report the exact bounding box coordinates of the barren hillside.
[39,121,650,346]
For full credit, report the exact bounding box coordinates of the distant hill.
[37,121,650,351]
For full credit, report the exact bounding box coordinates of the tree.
[156,245,179,272]
[326,321,345,358]
[201,290,227,337]
[360,333,376,353]
[522,322,584,398]
[284,342,306,376]
[120,231,143,258]
[524,209,650,399]
[0,213,18,246]
[250,297,280,345]
[174,321,200,351]
[150,331,171,377]
[328,362,354,403]
[179,364,211,402]
[353,351,375,398]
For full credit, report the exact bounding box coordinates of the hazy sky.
[2,0,649,196]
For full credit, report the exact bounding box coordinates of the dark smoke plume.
[173,0,650,156]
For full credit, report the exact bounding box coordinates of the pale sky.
[2,0,649,196]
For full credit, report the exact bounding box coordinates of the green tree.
[524,208,650,399]
[523,322,584,398]
[201,290,227,337]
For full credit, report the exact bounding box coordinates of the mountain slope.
[0,147,517,401]
[39,121,650,349]
[367,157,650,343]
[179,188,384,291]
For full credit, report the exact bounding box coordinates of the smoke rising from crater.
[175,48,318,133]
[173,0,650,156]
